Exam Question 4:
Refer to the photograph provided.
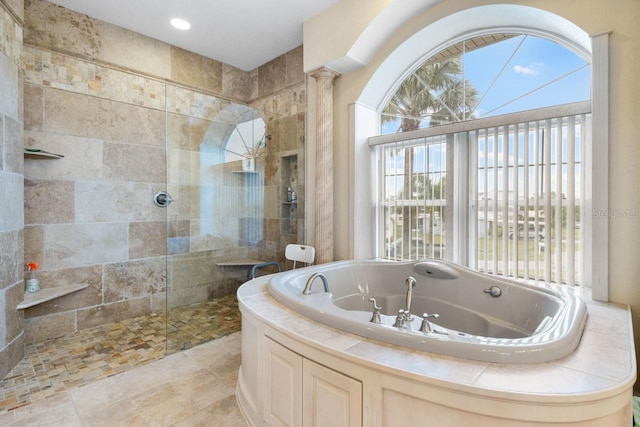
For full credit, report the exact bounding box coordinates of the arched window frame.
[350,6,609,301]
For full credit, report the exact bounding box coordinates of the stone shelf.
[24,148,64,159]
[17,283,89,310]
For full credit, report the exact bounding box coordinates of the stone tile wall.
[0,0,25,380]
[17,0,307,345]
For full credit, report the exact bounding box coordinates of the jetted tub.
[267,259,587,363]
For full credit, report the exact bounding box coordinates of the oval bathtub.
[267,259,587,363]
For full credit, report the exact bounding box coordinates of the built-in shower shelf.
[24,148,64,159]
[17,283,89,309]
[216,258,264,267]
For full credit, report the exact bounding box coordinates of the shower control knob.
[153,191,174,208]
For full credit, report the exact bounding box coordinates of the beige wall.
[0,0,25,381]
[306,0,640,387]
[17,0,306,346]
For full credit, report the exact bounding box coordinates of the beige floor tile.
[69,376,128,417]
[9,396,83,427]
[174,395,248,427]
[0,294,246,425]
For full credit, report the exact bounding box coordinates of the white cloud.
[513,62,544,76]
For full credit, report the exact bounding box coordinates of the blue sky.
[465,35,590,117]
[382,34,591,134]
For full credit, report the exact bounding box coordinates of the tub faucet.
[404,276,416,321]
[302,273,329,295]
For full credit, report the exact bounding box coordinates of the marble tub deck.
[238,276,636,405]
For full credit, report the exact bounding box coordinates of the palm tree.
[382,57,478,131]
[382,57,477,259]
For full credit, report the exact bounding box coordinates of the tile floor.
[0,294,247,426]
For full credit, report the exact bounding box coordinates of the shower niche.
[281,154,298,236]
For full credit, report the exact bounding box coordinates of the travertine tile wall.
[15,0,306,346]
[0,0,25,380]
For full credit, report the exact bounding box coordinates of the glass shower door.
[163,86,266,354]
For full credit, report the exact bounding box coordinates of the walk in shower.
[160,83,306,354]
[162,97,285,354]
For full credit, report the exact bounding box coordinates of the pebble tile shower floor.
[0,294,241,413]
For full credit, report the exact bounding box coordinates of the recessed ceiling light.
[170,18,191,30]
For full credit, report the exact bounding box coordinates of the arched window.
[225,112,266,162]
[381,34,590,133]
[374,33,592,286]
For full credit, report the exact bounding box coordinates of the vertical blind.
[372,102,590,286]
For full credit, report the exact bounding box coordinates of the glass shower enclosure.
[160,86,272,354]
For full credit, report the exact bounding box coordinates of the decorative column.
[310,67,340,264]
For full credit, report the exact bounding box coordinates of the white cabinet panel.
[264,338,303,427]
[302,359,362,427]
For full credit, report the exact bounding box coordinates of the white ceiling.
[47,0,339,71]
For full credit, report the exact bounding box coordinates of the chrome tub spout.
[404,276,416,321]
[302,273,329,295]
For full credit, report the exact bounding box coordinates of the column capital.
[309,67,341,81]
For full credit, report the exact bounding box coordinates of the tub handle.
[393,310,406,328]
[420,313,440,333]
[368,298,382,324]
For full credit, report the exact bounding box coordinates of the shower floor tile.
[0,294,241,413]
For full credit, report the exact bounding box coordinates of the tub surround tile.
[24,311,75,343]
[97,21,172,79]
[165,286,210,310]
[583,300,630,336]
[45,223,128,269]
[102,141,166,183]
[284,46,305,87]
[75,181,162,223]
[23,48,168,111]
[171,46,223,94]
[22,225,42,271]
[347,339,490,385]
[48,88,154,147]
[551,328,633,383]
[25,0,102,60]
[0,334,24,388]
[103,258,166,303]
[0,230,21,290]
[4,284,24,343]
[76,297,150,330]
[24,132,104,181]
[222,63,254,103]
[0,4,23,65]
[0,55,20,121]
[3,116,23,174]
[23,84,43,131]
[129,221,167,259]
[170,251,225,290]
[0,172,23,231]
[24,179,74,225]
[473,362,617,395]
[258,55,287,98]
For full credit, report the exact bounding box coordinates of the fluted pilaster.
[310,67,340,264]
